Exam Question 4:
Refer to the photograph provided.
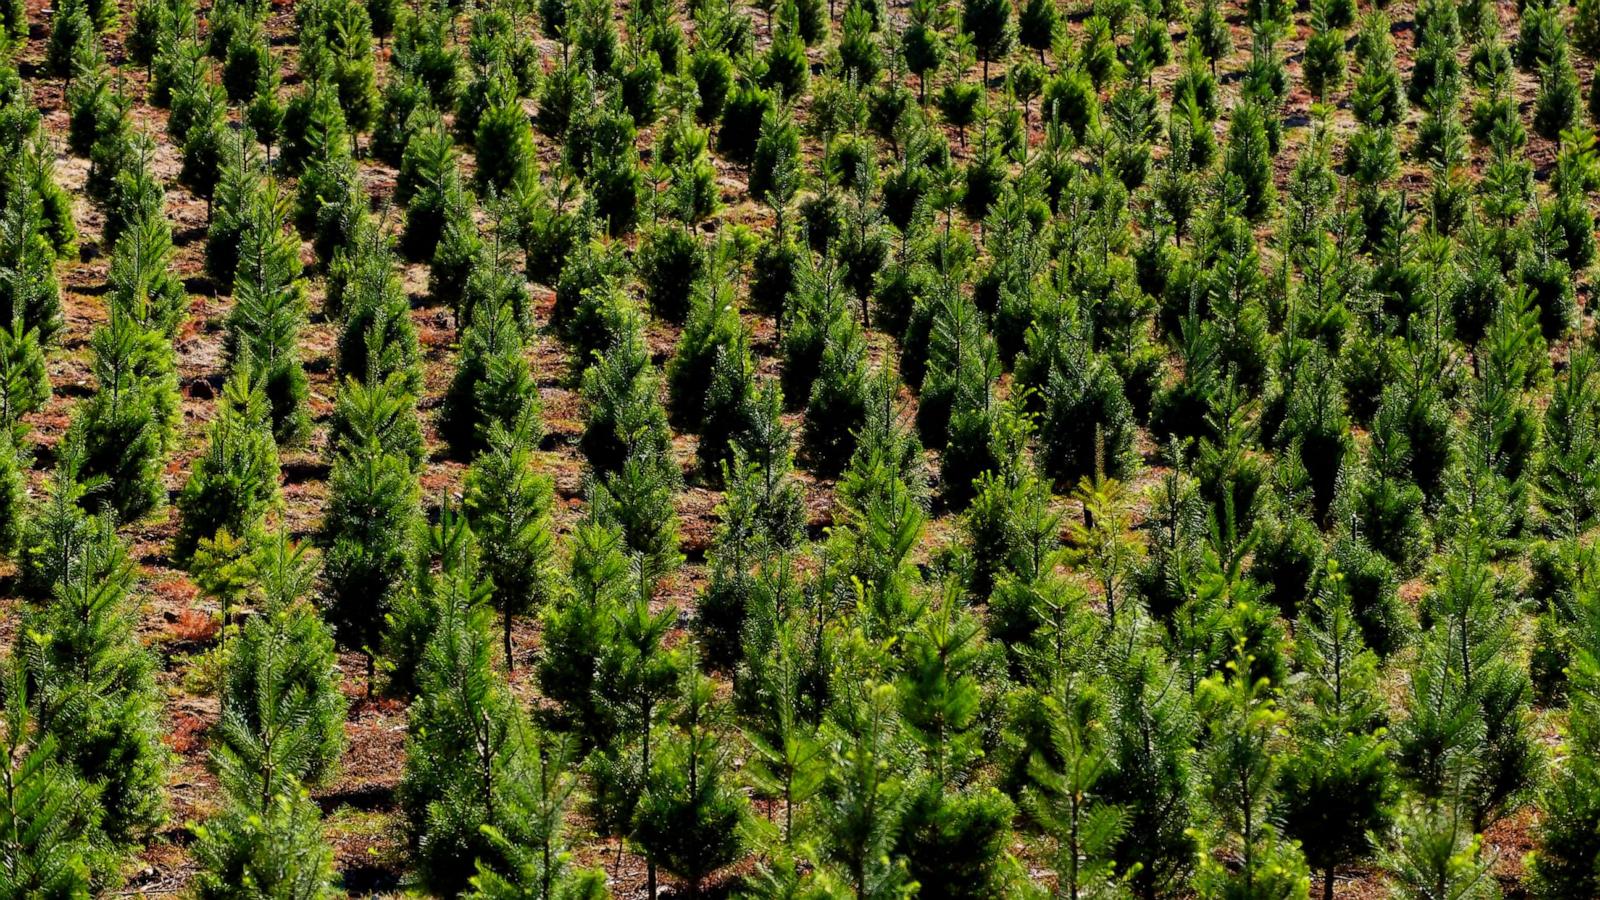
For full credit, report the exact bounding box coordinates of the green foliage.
[1399,546,1541,829]
[961,0,1013,79]
[321,435,420,689]
[19,516,169,844]
[0,670,100,899]
[213,537,344,800]
[1377,800,1499,900]
[190,789,338,900]
[0,177,66,343]
[1099,617,1198,897]
[1192,654,1311,900]
[399,558,530,896]
[1540,350,1600,537]
[632,667,749,897]
[1279,587,1399,896]
[46,0,95,81]
[467,738,608,900]
[588,447,684,587]
[173,375,281,563]
[580,99,644,236]
[464,423,559,668]
[638,223,706,323]
[1226,101,1276,220]
[1534,43,1582,142]
[816,682,915,897]
[668,280,747,429]
[1530,574,1600,898]
[580,319,672,476]
[328,371,425,471]
[335,236,424,394]
[1304,8,1346,100]
[441,296,541,459]
[70,315,179,523]
[801,311,871,476]
[476,87,539,195]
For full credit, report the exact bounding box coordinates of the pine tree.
[0,432,27,559]
[1100,615,1198,898]
[763,12,809,101]
[441,296,540,459]
[697,434,804,664]
[584,98,644,236]
[19,516,169,843]
[750,103,802,203]
[1279,584,1399,900]
[1192,0,1232,76]
[1192,652,1311,899]
[327,371,425,471]
[1226,100,1276,220]
[65,47,119,159]
[302,0,378,135]
[816,682,914,897]
[896,780,1018,897]
[667,280,747,430]
[189,789,338,900]
[0,316,51,438]
[382,497,484,699]
[537,519,632,744]
[400,121,470,262]
[1539,350,1600,537]
[0,178,66,344]
[468,735,609,900]
[1576,0,1600,58]
[221,17,270,104]
[722,79,775,166]
[464,422,559,670]
[0,667,99,899]
[604,591,682,896]
[335,241,424,395]
[177,75,229,209]
[1529,577,1600,898]
[476,85,538,195]
[70,315,179,523]
[399,571,530,896]
[892,598,1018,894]
[589,447,683,588]
[227,182,312,444]
[962,0,1014,84]
[321,437,420,694]
[1034,337,1137,485]
[801,313,871,476]
[637,223,706,325]
[897,592,986,784]
[1534,42,1582,143]
[1376,799,1499,900]
[580,322,673,477]
[106,210,187,339]
[173,374,281,563]
[46,0,94,82]
[1303,5,1346,101]
[1398,544,1541,829]
[205,134,265,293]
[1017,0,1057,65]
[1026,685,1135,900]
[212,532,345,805]
[740,610,825,845]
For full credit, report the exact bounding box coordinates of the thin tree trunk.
[504,612,515,671]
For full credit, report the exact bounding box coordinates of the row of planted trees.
[6,0,1600,894]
